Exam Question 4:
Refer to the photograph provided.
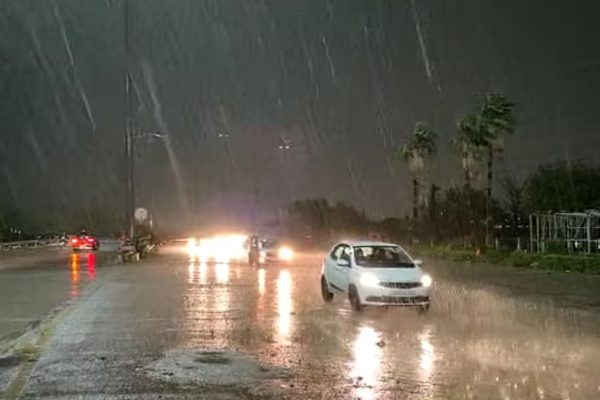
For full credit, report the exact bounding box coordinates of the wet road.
[0,240,119,341]
[0,252,97,341]
[3,245,600,399]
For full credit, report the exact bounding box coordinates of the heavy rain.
[1,1,600,399]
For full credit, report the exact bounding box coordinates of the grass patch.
[413,245,600,274]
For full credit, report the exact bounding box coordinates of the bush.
[544,240,568,255]
[414,245,600,274]
[537,254,600,273]
[506,252,537,268]
[411,245,476,262]
[449,250,476,262]
[485,250,510,264]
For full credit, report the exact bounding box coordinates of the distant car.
[70,235,99,251]
[247,237,294,265]
[190,234,248,264]
[320,241,432,311]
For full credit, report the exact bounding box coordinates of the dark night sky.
[1,0,599,230]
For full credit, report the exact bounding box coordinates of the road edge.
[0,256,120,399]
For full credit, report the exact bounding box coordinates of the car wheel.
[348,285,362,311]
[321,276,334,302]
[417,304,430,314]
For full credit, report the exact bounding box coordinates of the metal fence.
[530,211,600,253]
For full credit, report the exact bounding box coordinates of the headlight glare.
[360,273,379,287]
[421,274,432,287]
[278,246,294,261]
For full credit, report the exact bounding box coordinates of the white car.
[320,241,432,311]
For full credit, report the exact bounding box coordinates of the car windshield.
[353,246,414,268]
[260,239,278,249]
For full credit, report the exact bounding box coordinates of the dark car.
[247,237,294,265]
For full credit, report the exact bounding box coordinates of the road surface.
[1,244,599,399]
[0,240,120,340]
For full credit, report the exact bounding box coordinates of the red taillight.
[71,238,78,244]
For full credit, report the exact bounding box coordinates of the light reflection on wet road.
[351,325,382,400]
[174,250,600,398]
[276,269,293,342]
[69,252,97,299]
[5,247,600,399]
[0,250,99,340]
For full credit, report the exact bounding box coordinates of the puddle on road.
[146,347,290,395]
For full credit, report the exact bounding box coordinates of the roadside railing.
[0,239,63,250]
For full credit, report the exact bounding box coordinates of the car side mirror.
[413,259,423,266]
[337,258,350,267]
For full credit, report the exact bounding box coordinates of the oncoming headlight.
[278,246,294,261]
[360,273,379,287]
[421,274,432,288]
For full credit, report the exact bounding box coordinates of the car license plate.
[394,290,416,296]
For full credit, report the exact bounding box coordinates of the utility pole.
[278,140,294,201]
[124,0,135,239]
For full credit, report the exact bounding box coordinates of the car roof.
[339,240,404,248]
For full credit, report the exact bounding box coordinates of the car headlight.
[278,246,294,261]
[421,274,432,288]
[360,273,379,287]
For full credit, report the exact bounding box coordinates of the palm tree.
[453,113,486,189]
[452,113,486,246]
[453,94,515,191]
[478,93,516,200]
[478,94,516,245]
[398,122,437,220]
[453,94,516,246]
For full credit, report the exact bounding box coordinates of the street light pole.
[124,0,135,239]
[277,141,294,201]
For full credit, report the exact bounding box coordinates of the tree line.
[287,93,600,248]
[287,160,600,249]
[398,93,515,246]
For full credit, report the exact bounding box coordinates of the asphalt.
[1,244,599,399]
[0,240,120,342]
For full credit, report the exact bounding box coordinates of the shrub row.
[413,245,600,274]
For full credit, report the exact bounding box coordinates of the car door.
[325,245,343,290]
[327,244,350,292]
